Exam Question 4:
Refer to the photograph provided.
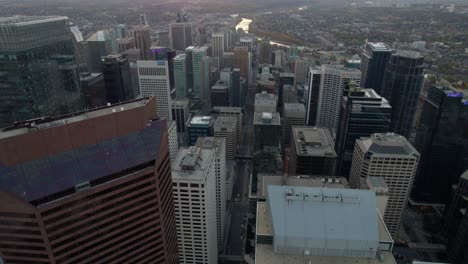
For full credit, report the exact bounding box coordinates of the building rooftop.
[212,80,228,90]
[254,112,281,126]
[174,53,186,60]
[257,175,348,200]
[188,116,213,127]
[359,133,419,157]
[172,147,215,182]
[393,50,424,59]
[195,137,225,154]
[284,103,306,113]
[279,72,295,78]
[255,92,278,106]
[214,116,237,131]
[0,16,68,26]
[292,126,336,157]
[87,30,111,42]
[212,106,242,113]
[368,42,392,52]
[262,185,393,259]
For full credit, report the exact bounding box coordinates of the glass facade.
[0,16,84,127]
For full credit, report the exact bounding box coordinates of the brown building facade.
[0,97,178,264]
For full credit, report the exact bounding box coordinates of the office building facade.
[282,103,306,149]
[0,98,179,264]
[335,88,391,177]
[259,38,272,64]
[174,54,188,98]
[0,16,84,127]
[195,137,227,252]
[137,60,172,120]
[212,107,243,145]
[80,72,107,109]
[133,26,151,60]
[306,67,322,126]
[187,116,214,145]
[102,53,134,104]
[211,80,229,107]
[350,133,419,237]
[169,23,192,51]
[289,126,337,176]
[360,42,392,93]
[381,50,424,138]
[234,46,250,83]
[172,147,217,264]
[212,33,225,58]
[168,120,179,163]
[171,99,190,133]
[214,116,238,160]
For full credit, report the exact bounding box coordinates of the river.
[234,17,291,48]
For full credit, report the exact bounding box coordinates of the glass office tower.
[0,16,83,127]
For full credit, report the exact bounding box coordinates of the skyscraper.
[212,107,243,145]
[195,137,227,252]
[149,47,177,89]
[230,68,243,107]
[316,65,361,133]
[254,112,281,174]
[185,46,194,94]
[259,38,272,64]
[288,126,337,176]
[115,23,127,38]
[293,59,311,86]
[360,42,392,93]
[190,46,208,99]
[239,36,254,52]
[381,50,424,138]
[443,170,468,263]
[282,103,306,149]
[174,54,188,98]
[87,30,113,72]
[133,25,151,60]
[234,46,250,82]
[140,13,149,26]
[80,72,107,109]
[0,16,84,127]
[168,120,179,163]
[350,133,419,237]
[172,147,218,263]
[187,116,214,145]
[171,99,190,133]
[169,23,192,51]
[412,85,468,203]
[0,98,179,264]
[214,116,238,160]
[278,73,295,112]
[118,37,135,53]
[212,33,225,58]
[335,88,391,177]
[305,67,322,126]
[137,60,172,120]
[211,80,229,107]
[102,53,134,104]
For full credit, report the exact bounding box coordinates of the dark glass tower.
[360,42,392,93]
[0,16,84,127]
[381,50,424,138]
[278,73,295,112]
[306,68,321,126]
[102,53,134,104]
[335,88,391,177]
[412,85,468,203]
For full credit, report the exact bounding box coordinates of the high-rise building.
[149,47,177,89]
[212,33,225,58]
[214,116,238,160]
[234,46,250,82]
[87,30,113,72]
[115,23,127,38]
[381,50,424,138]
[413,85,468,203]
[350,133,419,237]
[171,99,190,133]
[118,37,135,53]
[174,54,188,98]
[259,38,272,64]
[360,42,392,93]
[102,53,134,104]
[255,92,278,113]
[239,36,254,52]
[200,56,211,100]
[254,112,281,153]
[443,170,468,264]
[282,85,297,105]
[288,126,337,176]
[255,186,395,264]
[129,61,140,98]
[187,116,214,145]
[195,137,227,252]
[212,107,243,145]
[133,26,151,60]
[222,52,234,68]
[124,48,142,62]
[211,80,229,107]
[137,60,172,120]
[305,67,322,126]
[140,13,149,26]
[282,103,306,149]
[172,147,217,263]
[316,65,361,133]
[80,72,107,108]
[0,98,179,264]
[0,16,84,127]
[335,88,391,177]
[168,120,179,163]
[293,59,311,85]
[220,67,232,89]
[274,50,283,67]
[278,73,295,111]
[169,23,192,51]
[187,46,208,99]
[230,68,244,107]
